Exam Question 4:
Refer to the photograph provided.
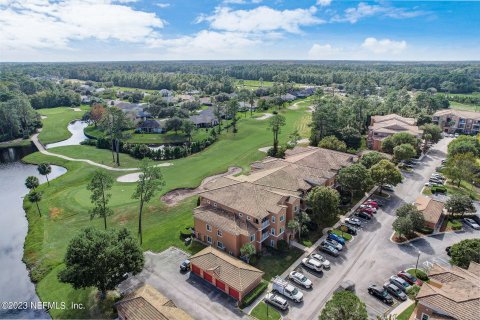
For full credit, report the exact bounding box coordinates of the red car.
[397,271,423,286]
[365,200,379,209]
[359,207,375,215]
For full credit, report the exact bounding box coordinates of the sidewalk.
[388,299,415,319]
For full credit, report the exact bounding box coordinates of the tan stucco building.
[367,114,423,151]
[432,109,480,134]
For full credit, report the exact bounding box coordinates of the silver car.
[464,218,480,230]
[389,276,411,293]
[310,253,331,269]
[265,292,289,310]
[324,238,343,251]
[289,271,313,289]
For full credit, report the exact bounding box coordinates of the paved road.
[263,137,479,320]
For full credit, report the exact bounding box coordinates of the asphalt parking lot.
[118,247,247,320]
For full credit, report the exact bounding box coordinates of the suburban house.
[291,87,316,98]
[189,246,264,301]
[239,101,257,111]
[280,93,297,101]
[414,196,446,231]
[432,109,480,134]
[412,262,480,320]
[189,107,219,128]
[193,146,358,257]
[136,119,167,134]
[116,284,192,320]
[367,114,423,151]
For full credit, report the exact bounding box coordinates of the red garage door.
[216,279,226,292]
[203,272,213,283]
[191,264,201,276]
[229,288,240,300]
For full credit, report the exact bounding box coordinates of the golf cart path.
[161,166,242,205]
[31,133,172,171]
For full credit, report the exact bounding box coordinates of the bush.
[80,139,97,146]
[407,285,420,299]
[407,268,429,281]
[239,280,268,308]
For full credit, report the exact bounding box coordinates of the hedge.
[239,280,268,309]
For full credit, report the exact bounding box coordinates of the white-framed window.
[270,239,275,247]
[271,228,275,235]
[250,234,256,241]
[207,236,212,244]
[421,314,429,320]
[217,241,224,249]
[271,216,276,223]
[247,216,251,221]
[217,230,223,237]
[279,227,284,234]
[213,202,217,207]
[206,224,212,232]
[280,215,285,222]
[239,212,243,217]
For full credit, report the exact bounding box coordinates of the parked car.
[319,243,339,257]
[272,277,304,303]
[425,182,443,187]
[441,159,447,164]
[397,271,423,286]
[338,224,357,235]
[354,211,372,220]
[389,276,411,293]
[324,238,343,251]
[383,282,407,301]
[289,271,312,289]
[360,204,377,213]
[368,284,394,304]
[179,259,191,272]
[369,198,385,207]
[446,246,451,256]
[382,184,395,192]
[310,253,331,269]
[431,173,445,180]
[364,200,379,209]
[265,292,289,311]
[429,178,444,185]
[359,206,376,215]
[345,217,362,226]
[327,233,346,245]
[302,257,323,272]
[464,218,480,230]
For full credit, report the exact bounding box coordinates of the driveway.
[256,137,479,320]
[118,247,248,320]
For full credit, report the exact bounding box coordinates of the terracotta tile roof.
[283,146,358,170]
[370,120,423,136]
[416,264,480,320]
[116,284,193,320]
[467,262,480,277]
[433,109,480,120]
[190,247,264,292]
[414,196,445,226]
[194,206,255,236]
[372,114,417,125]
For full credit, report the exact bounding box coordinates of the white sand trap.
[256,113,273,120]
[296,138,309,145]
[41,116,48,119]
[258,146,272,153]
[116,163,173,182]
[72,107,82,112]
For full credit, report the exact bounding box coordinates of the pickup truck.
[272,276,304,303]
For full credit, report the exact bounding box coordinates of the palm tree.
[37,163,51,185]
[28,191,42,217]
[25,176,39,190]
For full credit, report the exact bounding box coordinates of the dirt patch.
[161,166,242,206]
[49,207,64,220]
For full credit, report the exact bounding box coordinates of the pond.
[46,121,88,149]
[0,147,67,319]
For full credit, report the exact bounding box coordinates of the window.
[213,202,217,207]
[217,230,223,237]
[421,314,429,320]
[239,213,243,217]
[217,241,224,249]
[279,227,284,234]
[280,215,285,222]
[271,228,275,235]
[247,216,251,221]
[250,234,256,242]
[207,236,212,244]
[270,239,275,247]
[206,224,212,232]
[271,216,276,223]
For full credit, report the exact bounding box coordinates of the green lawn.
[38,106,90,144]
[396,303,416,320]
[250,302,281,320]
[126,128,210,144]
[253,248,304,281]
[21,105,311,318]
[447,219,463,230]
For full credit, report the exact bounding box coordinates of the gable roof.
[190,247,264,292]
[189,107,218,125]
[371,114,417,126]
[433,109,480,120]
[116,284,192,320]
[194,206,256,236]
[415,196,445,226]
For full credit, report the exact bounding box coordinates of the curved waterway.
[0,149,66,319]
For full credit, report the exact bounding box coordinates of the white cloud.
[155,2,170,8]
[316,0,331,7]
[332,2,427,24]
[222,0,263,4]
[361,37,407,54]
[0,0,164,50]
[308,43,341,59]
[198,5,324,33]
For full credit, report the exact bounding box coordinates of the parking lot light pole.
[415,251,421,277]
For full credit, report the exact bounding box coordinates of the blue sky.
[1,0,479,61]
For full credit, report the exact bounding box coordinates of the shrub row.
[239,280,268,309]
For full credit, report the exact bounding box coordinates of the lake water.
[46,121,88,149]
[0,149,66,319]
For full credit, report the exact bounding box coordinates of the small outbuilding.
[414,195,445,231]
[189,246,264,301]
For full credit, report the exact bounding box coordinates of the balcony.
[261,219,270,230]
[261,232,269,242]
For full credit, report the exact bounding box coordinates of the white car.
[464,218,480,230]
[302,257,323,272]
[265,292,288,311]
[345,217,362,226]
[289,271,313,289]
[310,253,331,269]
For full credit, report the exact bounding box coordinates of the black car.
[368,284,394,304]
[383,282,407,301]
[338,224,357,235]
[446,246,451,256]
[354,211,371,220]
[180,259,191,272]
